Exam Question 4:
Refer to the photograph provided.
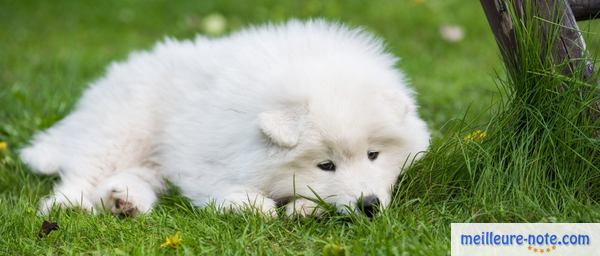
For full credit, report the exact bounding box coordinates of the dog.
[20,20,430,217]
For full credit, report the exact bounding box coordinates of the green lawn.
[1,0,599,255]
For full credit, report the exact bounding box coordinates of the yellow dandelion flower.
[0,141,7,151]
[415,0,425,5]
[463,130,487,142]
[160,232,182,248]
[322,243,347,256]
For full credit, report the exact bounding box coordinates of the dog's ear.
[381,89,414,121]
[258,106,305,148]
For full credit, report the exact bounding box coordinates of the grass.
[0,0,599,255]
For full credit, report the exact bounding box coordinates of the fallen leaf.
[38,220,59,238]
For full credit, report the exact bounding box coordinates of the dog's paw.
[94,172,158,217]
[285,198,323,217]
[104,188,155,217]
[219,192,278,217]
[112,198,139,217]
[38,194,95,215]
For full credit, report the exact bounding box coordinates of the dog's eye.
[317,160,336,171]
[367,150,379,161]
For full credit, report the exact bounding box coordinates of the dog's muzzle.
[358,195,380,218]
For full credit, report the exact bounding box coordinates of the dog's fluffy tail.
[19,132,63,175]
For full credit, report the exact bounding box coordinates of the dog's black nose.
[358,195,380,218]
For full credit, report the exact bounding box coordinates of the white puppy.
[20,20,430,217]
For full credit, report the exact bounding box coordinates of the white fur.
[20,20,430,216]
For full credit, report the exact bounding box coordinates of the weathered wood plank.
[480,0,599,136]
[568,0,600,20]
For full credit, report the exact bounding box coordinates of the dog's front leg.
[285,198,323,217]
[215,191,278,217]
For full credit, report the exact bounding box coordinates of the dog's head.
[258,68,430,217]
